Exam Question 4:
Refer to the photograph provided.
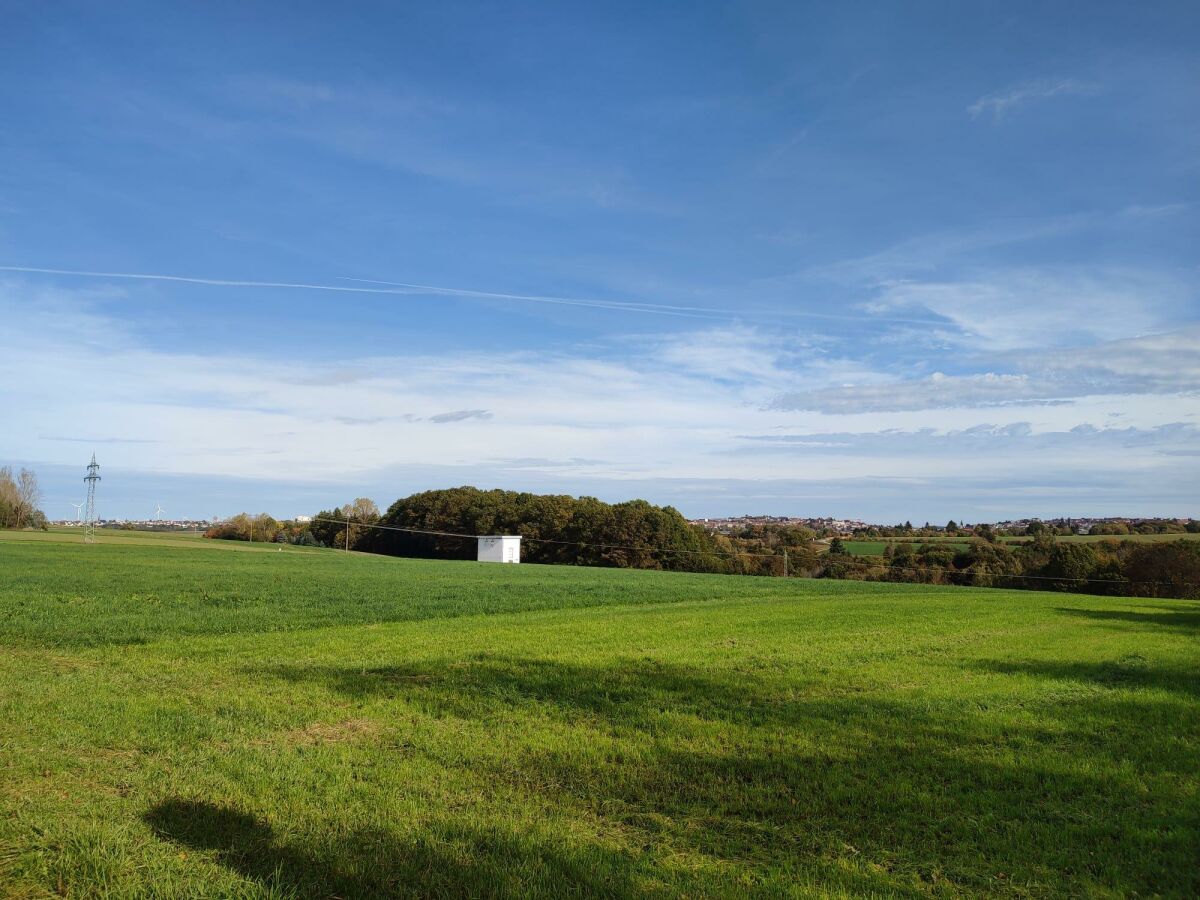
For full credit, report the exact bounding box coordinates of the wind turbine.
[70,501,84,523]
[154,502,165,521]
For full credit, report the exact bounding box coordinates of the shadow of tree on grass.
[145,798,645,899]
[975,656,1200,699]
[249,655,1200,897]
[1055,603,1200,633]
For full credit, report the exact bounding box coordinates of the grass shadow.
[145,798,642,898]
[251,655,1200,896]
[144,797,906,898]
[257,656,826,732]
[1055,604,1200,633]
[975,656,1200,699]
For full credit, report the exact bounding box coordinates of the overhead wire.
[312,516,782,559]
[310,517,1197,589]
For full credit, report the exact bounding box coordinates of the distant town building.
[689,514,871,535]
[295,515,313,524]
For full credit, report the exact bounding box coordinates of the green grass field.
[840,540,890,556]
[1,532,1197,898]
[4,527,309,553]
[843,540,966,556]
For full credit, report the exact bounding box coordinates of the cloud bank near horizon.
[1,275,1195,520]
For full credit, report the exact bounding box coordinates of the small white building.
[477,535,521,564]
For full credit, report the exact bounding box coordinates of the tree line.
[204,512,322,545]
[852,517,1199,538]
[0,466,46,530]
[345,487,726,572]
[206,485,1199,599]
[819,533,1199,599]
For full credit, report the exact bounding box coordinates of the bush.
[1124,542,1200,599]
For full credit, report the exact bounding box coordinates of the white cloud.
[1022,328,1200,390]
[741,421,1197,455]
[794,211,1199,364]
[648,324,860,385]
[772,327,1200,413]
[0,287,778,482]
[428,409,492,424]
[867,267,1190,352]
[1,284,1195,513]
[968,78,1100,119]
[773,372,1047,413]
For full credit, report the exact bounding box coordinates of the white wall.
[477,536,521,563]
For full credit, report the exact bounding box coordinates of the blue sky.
[1,1,1197,522]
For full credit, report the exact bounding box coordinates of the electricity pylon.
[83,454,101,543]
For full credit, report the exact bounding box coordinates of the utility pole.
[783,548,789,578]
[83,454,100,544]
[345,515,351,552]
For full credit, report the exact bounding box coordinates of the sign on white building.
[477,535,521,564]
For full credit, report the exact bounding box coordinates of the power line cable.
[312,517,782,560]
[310,517,1196,588]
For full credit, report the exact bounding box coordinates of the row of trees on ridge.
[206,486,1199,598]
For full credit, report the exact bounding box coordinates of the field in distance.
[0,525,319,553]
[1,537,1196,897]
[843,532,1200,556]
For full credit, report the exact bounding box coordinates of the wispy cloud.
[39,435,163,444]
[219,75,668,213]
[3,284,1196,517]
[968,78,1099,119]
[811,214,1098,283]
[740,422,1198,456]
[428,409,492,424]
[800,211,1198,363]
[487,457,607,470]
[230,76,338,107]
[772,372,1050,413]
[772,327,1200,413]
[864,267,1190,352]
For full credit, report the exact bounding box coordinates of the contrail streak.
[0,265,947,325]
[0,265,723,319]
[339,276,722,315]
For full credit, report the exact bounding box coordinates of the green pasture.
[0,535,1196,898]
[842,540,969,557]
[1,526,312,553]
[841,540,887,556]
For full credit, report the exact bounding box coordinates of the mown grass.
[1,536,1197,898]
